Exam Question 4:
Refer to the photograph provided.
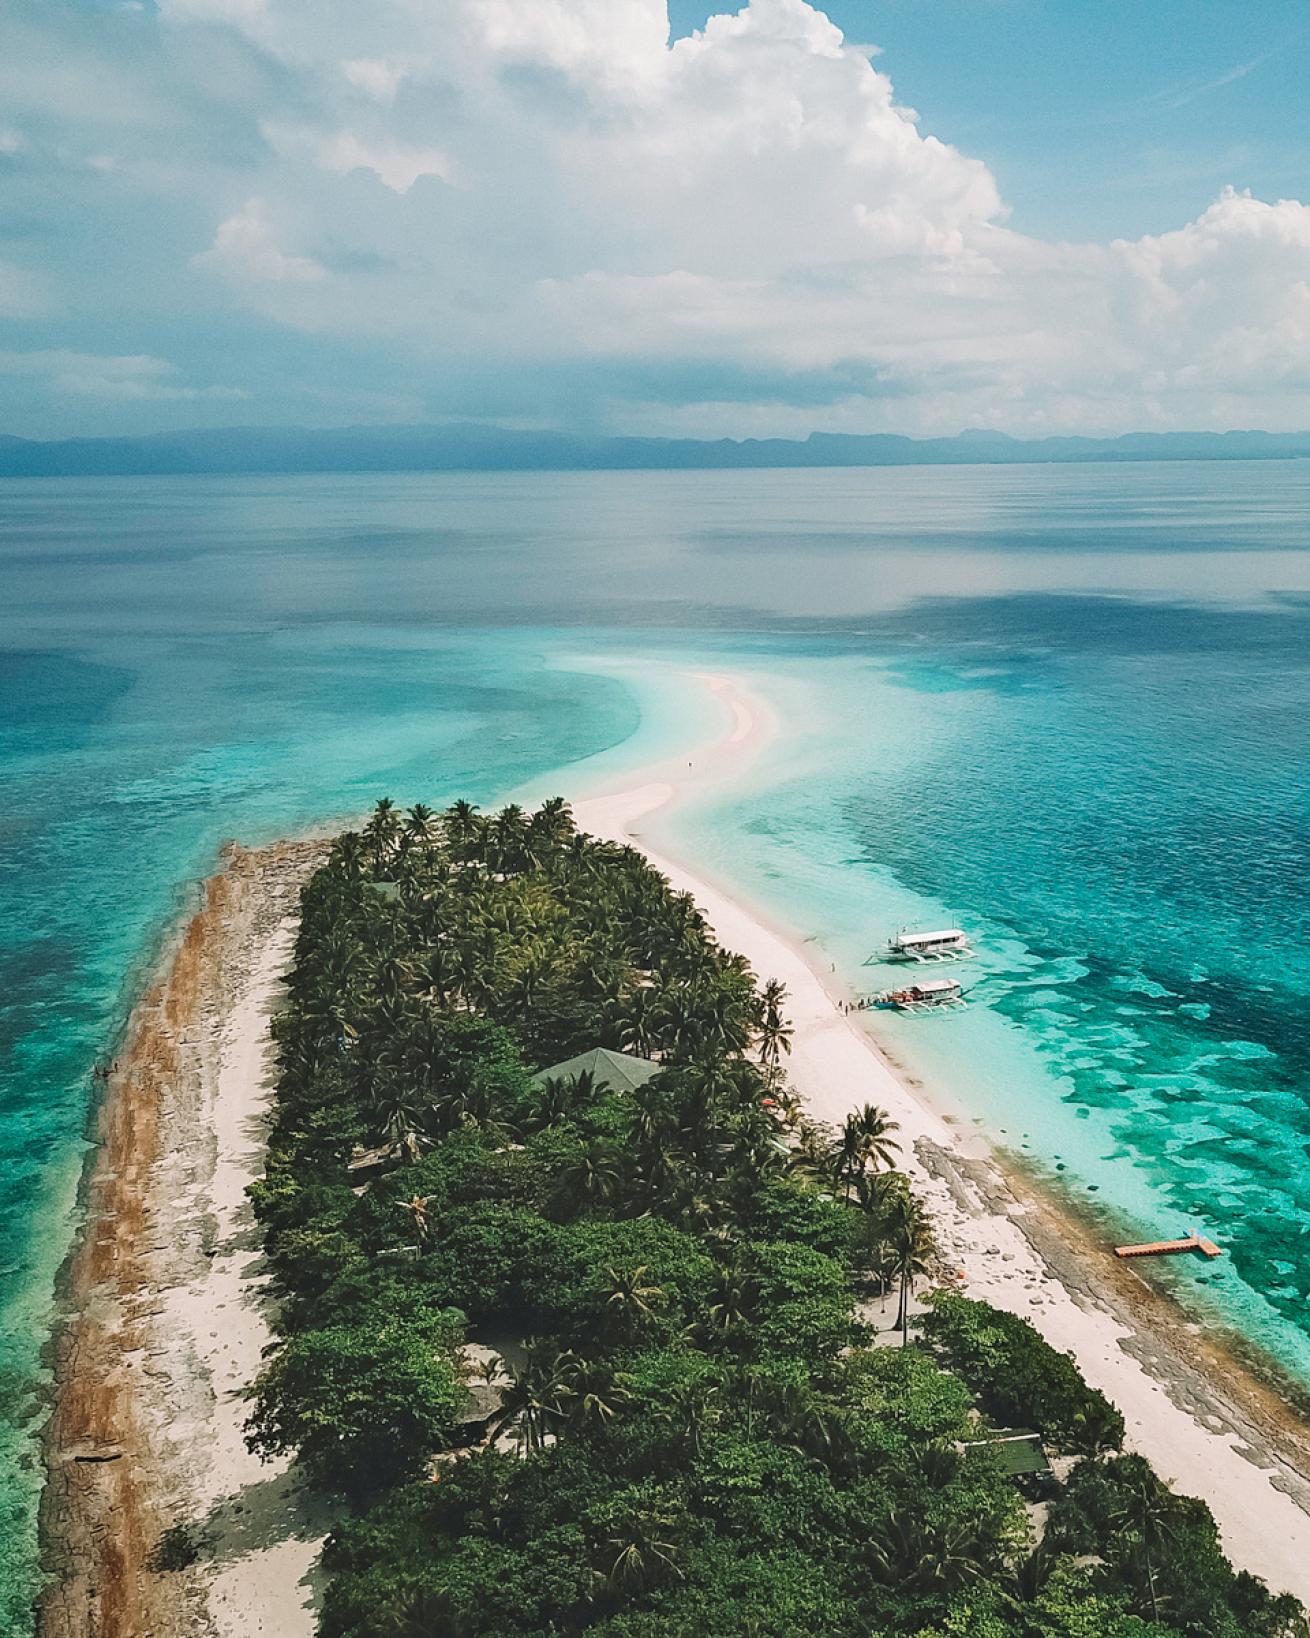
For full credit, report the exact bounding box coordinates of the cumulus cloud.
[5,0,1310,433]
[193,198,327,283]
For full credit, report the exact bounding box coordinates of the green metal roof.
[530,1046,660,1095]
[965,1429,1051,1477]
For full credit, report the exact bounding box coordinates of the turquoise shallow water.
[1,465,1308,1628]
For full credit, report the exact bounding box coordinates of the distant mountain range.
[4,423,1310,477]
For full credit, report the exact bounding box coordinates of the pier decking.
[1115,1231,1222,1260]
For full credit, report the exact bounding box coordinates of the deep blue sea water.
[2,463,1309,1629]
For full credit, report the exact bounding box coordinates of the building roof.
[530,1046,661,1095]
[964,1429,1052,1477]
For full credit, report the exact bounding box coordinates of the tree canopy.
[242,798,1305,1638]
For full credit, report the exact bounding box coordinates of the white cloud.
[193,198,326,283]
[342,58,406,101]
[11,0,1310,432]
[316,129,453,193]
[0,349,247,400]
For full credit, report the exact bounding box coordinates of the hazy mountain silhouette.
[3,422,1309,477]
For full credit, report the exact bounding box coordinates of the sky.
[3,0,1310,440]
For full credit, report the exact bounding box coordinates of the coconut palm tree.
[561,1354,632,1436]
[887,1197,934,1345]
[489,1344,577,1453]
[551,1139,624,1219]
[443,799,484,868]
[702,1261,763,1346]
[370,1080,429,1156]
[602,1506,684,1596]
[603,1265,666,1342]
[530,796,575,848]
[833,1104,902,1200]
[405,802,437,845]
[363,797,402,868]
[868,1509,989,1594]
[653,1378,721,1460]
[853,1103,902,1171]
[755,977,793,1080]
[1108,1461,1181,1624]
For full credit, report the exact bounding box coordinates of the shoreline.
[38,839,325,1638]
[35,667,1310,1628]
[570,674,1310,1603]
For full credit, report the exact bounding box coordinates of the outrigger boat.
[872,976,968,1014]
[884,926,973,963]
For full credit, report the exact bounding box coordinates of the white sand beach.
[47,673,1310,1637]
[572,670,1310,1603]
[40,841,328,1638]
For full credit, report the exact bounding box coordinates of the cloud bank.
[3,0,1310,435]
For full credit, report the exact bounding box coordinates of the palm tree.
[755,977,793,1080]
[331,831,367,880]
[853,1103,901,1172]
[702,1262,763,1345]
[551,1139,623,1218]
[373,1581,470,1638]
[444,799,482,864]
[833,1104,902,1200]
[489,1344,577,1453]
[1108,1461,1180,1624]
[868,1509,989,1594]
[887,1197,934,1345]
[602,1506,684,1596]
[603,1265,666,1341]
[530,796,575,848]
[363,797,402,868]
[370,1080,429,1155]
[562,1355,632,1436]
[614,985,658,1057]
[789,1118,837,1189]
[653,1379,721,1460]
[405,802,437,845]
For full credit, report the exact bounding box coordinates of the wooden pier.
[1115,1231,1222,1260]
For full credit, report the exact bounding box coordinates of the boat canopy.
[911,978,963,995]
[894,928,967,946]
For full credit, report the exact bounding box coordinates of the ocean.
[2,462,1308,1628]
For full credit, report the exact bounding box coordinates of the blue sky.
[3,0,1310,439]
[670,0,1310,242]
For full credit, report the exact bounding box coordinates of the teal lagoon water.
[1,464,1309,1629]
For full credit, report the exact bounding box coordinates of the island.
[40,790,1310,1637]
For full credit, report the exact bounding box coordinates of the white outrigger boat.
[885,926,973,963]
[873,977,968,1014]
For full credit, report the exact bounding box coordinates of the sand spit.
[39,839,326,1638]
[571,673,1310,1603]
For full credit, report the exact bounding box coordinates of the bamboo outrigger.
[1115,1230,1222,1260]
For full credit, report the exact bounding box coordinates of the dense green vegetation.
[247,798,1307,1636]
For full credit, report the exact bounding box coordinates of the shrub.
[921,1292,1124,1453]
